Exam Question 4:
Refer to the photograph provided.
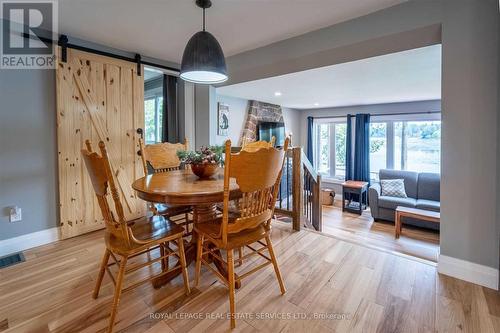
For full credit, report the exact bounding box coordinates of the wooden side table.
[341,181,369,215]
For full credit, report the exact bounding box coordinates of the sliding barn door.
[56,48,146,239]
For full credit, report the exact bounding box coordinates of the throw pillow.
[380,179,407,198]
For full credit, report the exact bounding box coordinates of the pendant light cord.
[203,8,206,31]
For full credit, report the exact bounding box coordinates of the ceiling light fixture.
[314,103,320,106]
[180,0,228,84]
[274,91,282,97]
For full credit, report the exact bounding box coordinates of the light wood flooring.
[322,202,440,263]
[1,221,499,333]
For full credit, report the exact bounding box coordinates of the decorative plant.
[177,146,224,165]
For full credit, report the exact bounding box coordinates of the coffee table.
[395,206,440,238]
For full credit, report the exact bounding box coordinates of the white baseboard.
[0,227,61,258]
[438,254,499,290]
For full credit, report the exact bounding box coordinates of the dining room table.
[132,168,243,289]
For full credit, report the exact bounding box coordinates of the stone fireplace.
[239,100,283,145]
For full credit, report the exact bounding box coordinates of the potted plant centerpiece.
[177,146,224,179]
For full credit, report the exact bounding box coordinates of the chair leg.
[93,249,111,299]
[107,256,127,333]
[160,242,169,271]
[177,236,191,295]
[194,234,204,287]
[227,249,236,329]
[266,235,286,295]
[237,247,243,267]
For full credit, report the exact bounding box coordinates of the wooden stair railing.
[274,147,322,232]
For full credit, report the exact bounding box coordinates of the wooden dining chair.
[241,136,276,152]
[82,140,190,333]
[194,137,290,329]
[139,138,192,226]
[237,135,277,263]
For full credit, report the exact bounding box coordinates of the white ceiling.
[59,0,405,64]
[216,45,442,109]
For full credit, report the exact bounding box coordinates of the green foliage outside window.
[144,96,164,143]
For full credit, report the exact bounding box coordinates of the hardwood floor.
[322,202,440,263]
[1,221,498,333]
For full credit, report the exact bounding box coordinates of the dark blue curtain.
[306,116,314,165]
[162,74,179,143]
[345,114,353,181]
[353,113,371,183]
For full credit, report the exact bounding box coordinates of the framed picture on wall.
[218,103,229,136]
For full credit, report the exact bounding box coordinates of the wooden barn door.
[56,48,146,239]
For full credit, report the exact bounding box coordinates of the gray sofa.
[369,169,440,230]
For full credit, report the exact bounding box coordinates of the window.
[312,114,441,181]
[144,96,164,144]
[369,116,441,178]
[369,123,387,179]
[144,67,165,144]
[313,120,347,180]
[394,121,441,173]
[334,123,347,178]
[316,123,330,175]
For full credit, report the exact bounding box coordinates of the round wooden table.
[132,168,242,288]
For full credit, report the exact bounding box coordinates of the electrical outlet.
[9,206,22,222]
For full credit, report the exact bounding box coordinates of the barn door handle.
[136,128,143,156]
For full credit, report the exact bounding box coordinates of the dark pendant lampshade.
[180,0,228,84]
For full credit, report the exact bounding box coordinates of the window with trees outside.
[313,120,347,180]
[369,115,441,179]
[312,114,441,181]
[144,96,164,144]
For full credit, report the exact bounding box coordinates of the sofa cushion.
[416,199,440,212]
[417,172,440,201]
[378,196,417,210]
[379,169,418,198]
[380,179,407,198]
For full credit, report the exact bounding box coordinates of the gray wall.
[0,70,57,240]
[439,0,499,270]
[194,85,217,149]
[179,81,195,147]
[224,0,500,269]
[0,27,181,241]
[214,94,302,147]
[284,107,301,147]
[213,95,248,146]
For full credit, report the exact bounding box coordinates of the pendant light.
[180,0,228,84]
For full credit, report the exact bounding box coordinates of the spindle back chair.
[138,138,192,227]
[240,135,276,152]
[194,137,290,329]
[82,140,190,333]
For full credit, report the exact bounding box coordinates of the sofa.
[368,169,440,230]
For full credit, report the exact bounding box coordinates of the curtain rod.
[22,33,180,75]
[312,110,441,120]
